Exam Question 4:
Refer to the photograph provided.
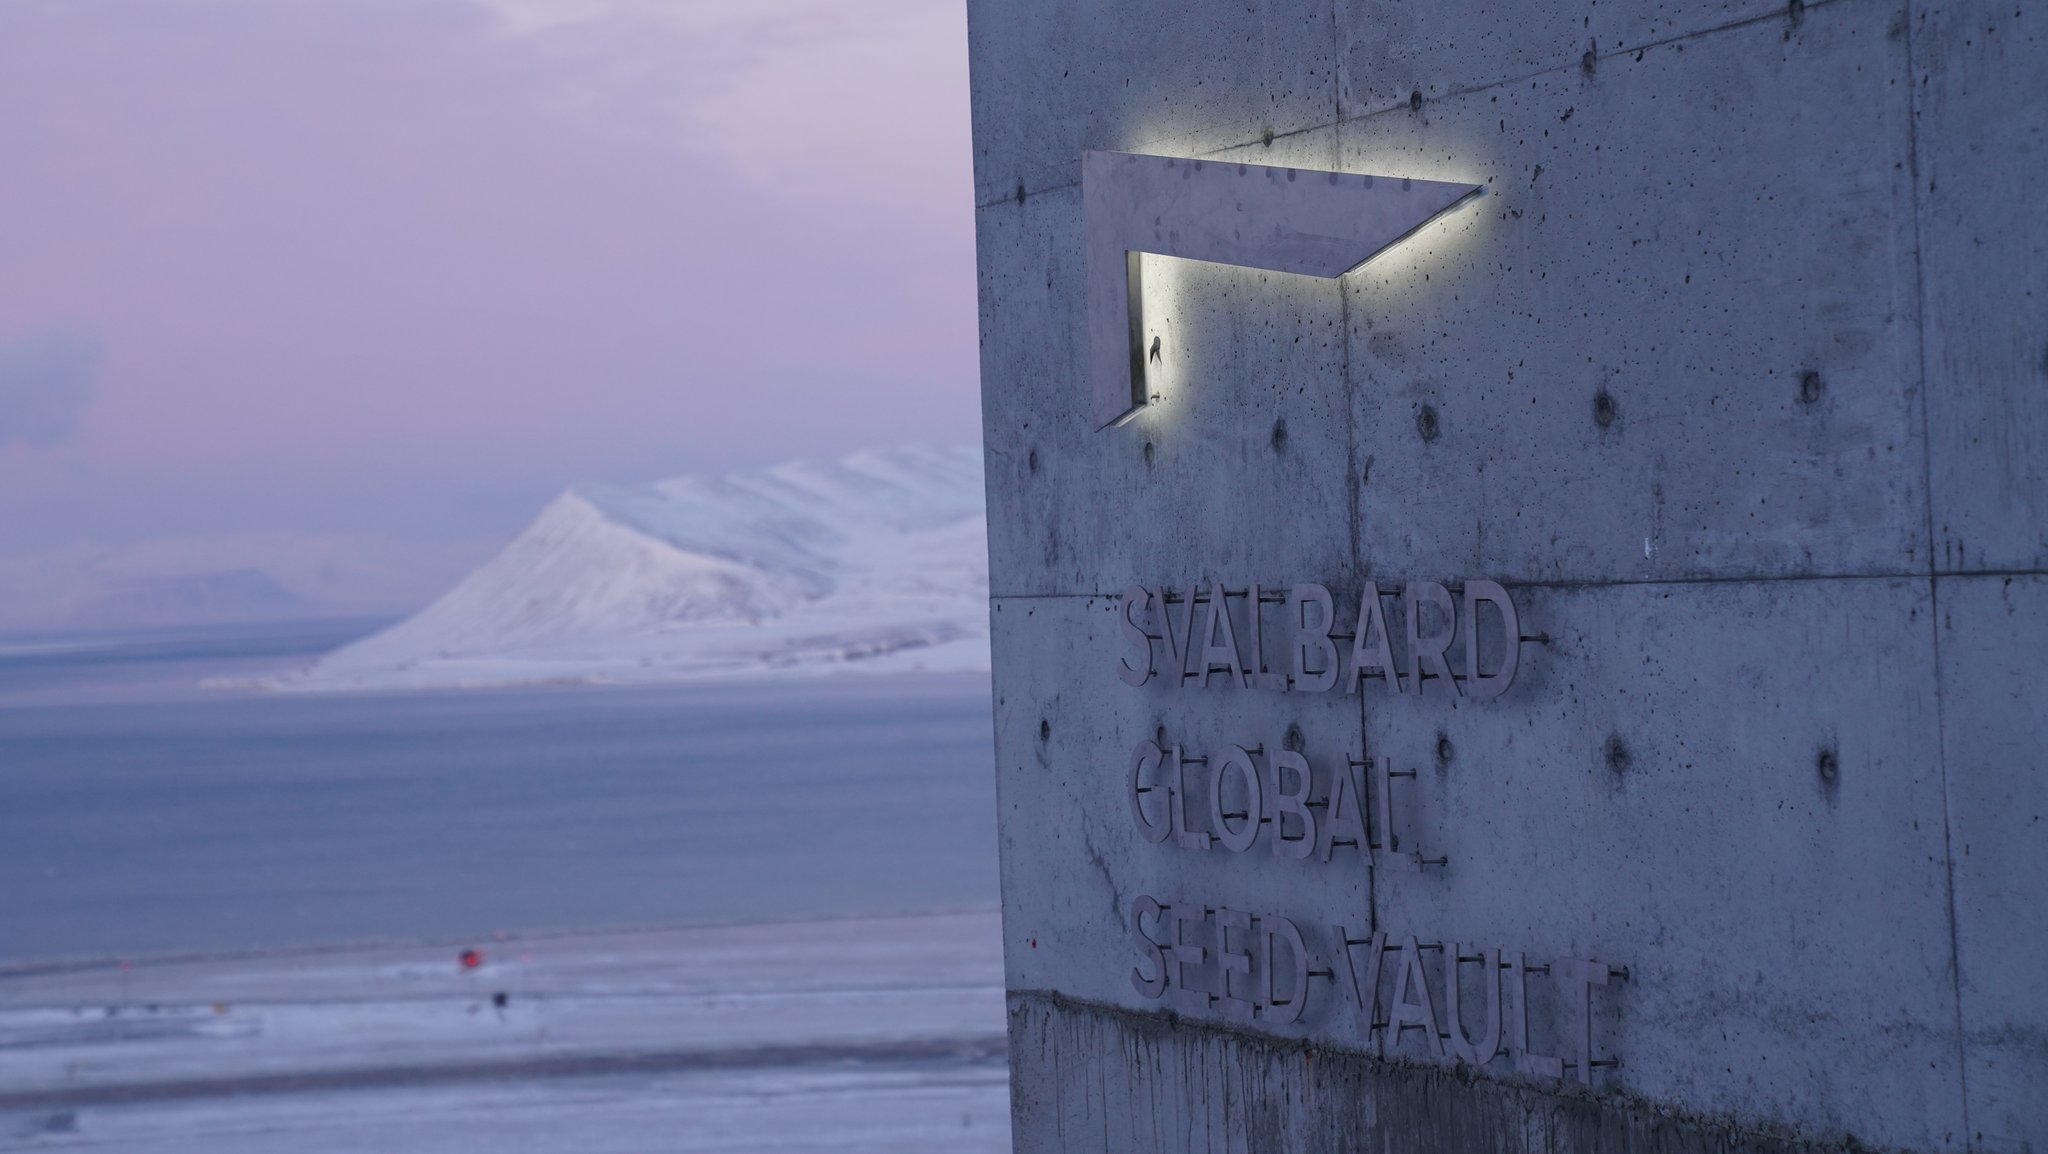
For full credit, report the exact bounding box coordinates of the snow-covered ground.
[0,912,1009,1152]
[270,445,991,692]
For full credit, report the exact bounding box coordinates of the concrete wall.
[967,1,2044,1151]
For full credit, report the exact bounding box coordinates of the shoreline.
[0,911,1010,1151]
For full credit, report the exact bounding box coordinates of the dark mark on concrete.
[1605,733,1633,776]
[1417,405,1441,443]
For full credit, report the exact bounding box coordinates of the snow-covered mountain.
[280,446,990,690]
[43,569,316,630]
[0,537,476,633]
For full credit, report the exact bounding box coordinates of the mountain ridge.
[278,445,989,690]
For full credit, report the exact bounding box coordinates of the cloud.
[462,0,971,217]
[0,332,98,449]
[469,0,838,38]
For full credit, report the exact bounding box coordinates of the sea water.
[0,623,1000,965]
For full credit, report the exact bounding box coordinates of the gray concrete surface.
[969,0,2045,1150]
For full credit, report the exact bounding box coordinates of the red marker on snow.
[459,948,484,970]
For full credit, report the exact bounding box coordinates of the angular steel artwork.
[1084,150,1483,430]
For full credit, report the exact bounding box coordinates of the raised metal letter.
[1507,952,1565,1079]
[1158,585,1199,689]
[1557,957,1611,1086]
[1127,741,1172,844]
[1290,583,1339,692]
[1216,908,1255,1020]
[1119,584,1155,687]
[1446,944,1503,1066]
[1171,903,1211,1014]
[1318,758,1370,863]
[1261,915,1310,1024]
[1171,745,1211,851]
[1334,927,1389,1046]
[1269,748,1316,859]
[1131,896,1168,999]
[1460,579,1520,699]
[1386,936,1445,1058]
[1199,581,1249,690]
[1347,583,1402,695]
[1209,745,1263,853]
[1404,581,1459,697]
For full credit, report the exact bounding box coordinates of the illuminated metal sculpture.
[1084,150,1483,430]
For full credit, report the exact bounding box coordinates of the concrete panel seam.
[1901,1,1974,1143]
[971,0,1879,211]
[989,566,2048,603]
[1327,0,1876,135]
[972,119,1339,211]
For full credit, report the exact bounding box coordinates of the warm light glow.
[1085,147,1485,429]
[1094,131,1497,433]
[1341,185,1489,288]
[1120,252,1347,436]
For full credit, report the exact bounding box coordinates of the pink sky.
[0,0,978,604]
